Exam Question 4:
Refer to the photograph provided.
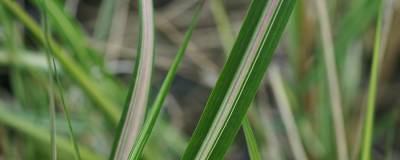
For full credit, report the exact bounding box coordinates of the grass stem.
[314,0,348,159]
[361,2,384,160]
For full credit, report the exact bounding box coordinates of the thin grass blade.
[40,1,57,159]
[32,0,99,70]
[243,118,261,160]
[209,0,235,56]
[94,0,116,41]
[40,1,83,158]
[361,1,389,159]
[127,2,205,159]
[314,0,348,159]
[269,66,307,160]
[0,0,120,123]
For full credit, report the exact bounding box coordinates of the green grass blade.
[361,1,384,160]
[243,118,261,160]
[94,0,116,41]
[55,76,82,160]
[335,0,380,69]
[40,1,82,159]
[182,0,296,159]
[0,50,50,70]
[110,0,155,159]
[314,0,348,159]
[209,0,235,56]
[0,104,102,160]
[32,0,98,71]
[127,2,204,159]
[209,2,262,157]
[40,1,58,159]
[0,0,120,123]
[269,66,307,160]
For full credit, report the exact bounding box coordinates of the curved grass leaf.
[0,0,120,123]
[127,2,205,159]
[182,0,296,159]
[109,0,155,159]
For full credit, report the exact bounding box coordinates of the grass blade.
[40,1,82,159]
[0,0,120,123]
[0,104,102,160]
[314,0,348,159]
[94,0,116,41]
[127,2,205,159]
[269,66,307,160]
[335,0,380,69]
[182,0,296,159]
[209,2,262,158]
[32,0,99,71]
[243,118,261,160]
[209,0,235,56]
[361,1,387,159]
[110,0,155,159]
[40,1,57,159]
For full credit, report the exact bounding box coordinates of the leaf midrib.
[195,0,282,159]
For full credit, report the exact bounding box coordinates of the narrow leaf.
[127,2,205,159]
[110,0,155,159]
[209,2,262,158]
[40,1,58,159]
[0,0,120,123]
[314,0,348,159]
[361,0,390,159]
[40,1,83,159]
[182,0,296,159]
[0,104,102,160]
[269,66,307,160]
[243,118,261,160]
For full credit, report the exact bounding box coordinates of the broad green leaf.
[182,0,296,159]
[109,0,155,159]
[209,1,262,158]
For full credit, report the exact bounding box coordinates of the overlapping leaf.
[182,0,296,159]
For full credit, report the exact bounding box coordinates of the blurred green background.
[0,0,399,159]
